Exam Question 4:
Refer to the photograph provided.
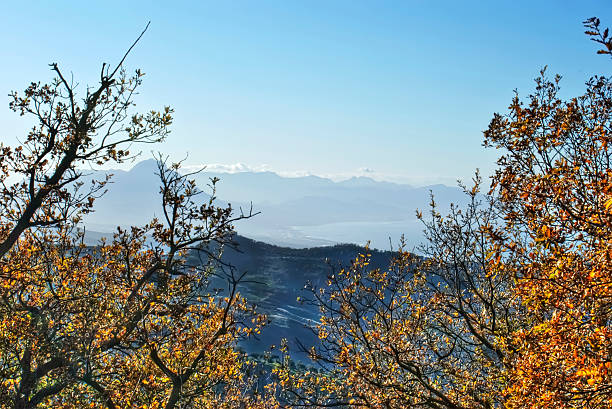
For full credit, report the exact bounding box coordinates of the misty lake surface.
[288,219,423,251]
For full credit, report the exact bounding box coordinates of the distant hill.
[81,159,469,249]
[201,234,396,360]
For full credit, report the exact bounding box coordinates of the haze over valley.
[82,159,469,250]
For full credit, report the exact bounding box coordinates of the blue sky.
[1,1,611,185]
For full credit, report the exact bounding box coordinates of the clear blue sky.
[1,1,611,185]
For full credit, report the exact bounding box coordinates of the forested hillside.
[205,235,393,359]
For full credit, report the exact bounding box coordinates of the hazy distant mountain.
[82,159,469,250]
[80,159,166,230]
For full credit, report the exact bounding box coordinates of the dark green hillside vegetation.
[198,235,394,360]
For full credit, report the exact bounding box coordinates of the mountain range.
[81,159,469,250]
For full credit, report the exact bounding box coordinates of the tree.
[483,19,612,408]
[277,17,612,409]
[0,27,275,409]
[276,181,520,409]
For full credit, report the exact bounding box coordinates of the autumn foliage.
[275,17,612,409]
[485,61,612,409]
[276,180,518,409]
[0,30,275,409]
